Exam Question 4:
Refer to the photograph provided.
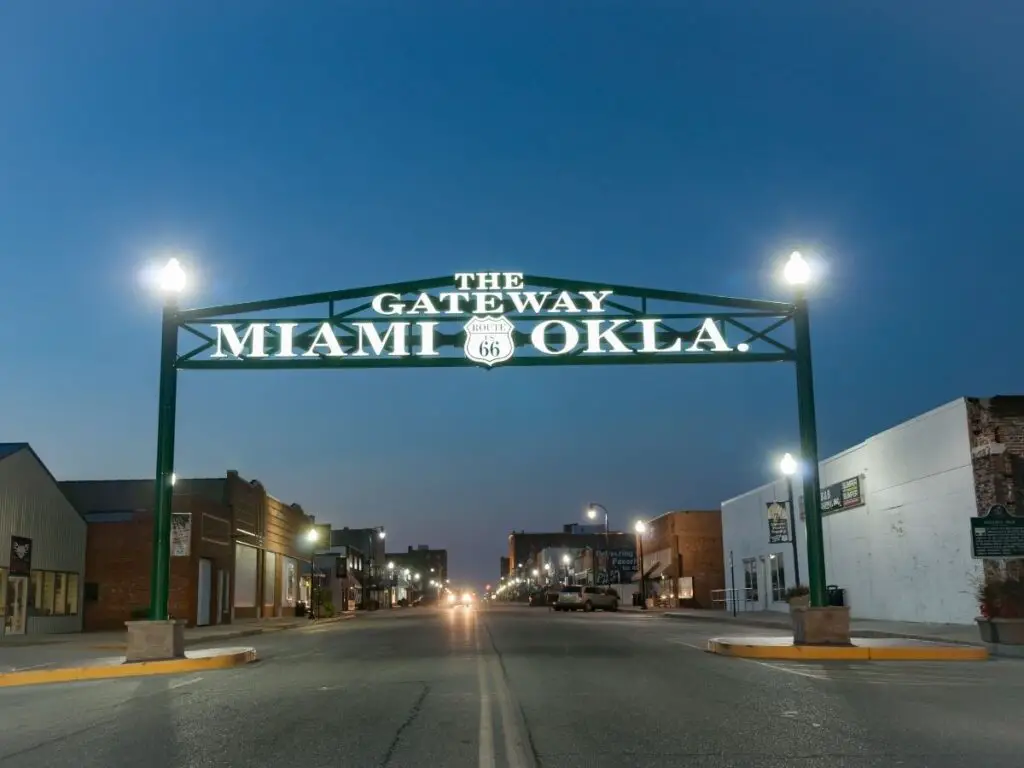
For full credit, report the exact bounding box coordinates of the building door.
[197,558,213,627]
[5,575,29,635]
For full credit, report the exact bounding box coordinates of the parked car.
[554,585,619,612]
[528,590,559,607]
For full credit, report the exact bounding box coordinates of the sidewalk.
[0,614,355,674]
[622,606,981,645]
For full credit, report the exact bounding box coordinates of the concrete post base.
[124,619,187,662]
[791,606,851,645]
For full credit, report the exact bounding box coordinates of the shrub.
[785,585,810,601]
[978,573,1024,619]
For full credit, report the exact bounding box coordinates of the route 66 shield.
[463,316,516,367]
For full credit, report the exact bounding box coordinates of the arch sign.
[147,268,830,628]
[174,271,797,370]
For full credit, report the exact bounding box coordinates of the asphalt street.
[1,604,1022,767]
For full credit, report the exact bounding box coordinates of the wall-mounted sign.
[820,476,864,515]
[203,272,751,369]
[170,513,191,557]
[767,502,791,543]
[971,504,1024,559]
[9,535,32,576]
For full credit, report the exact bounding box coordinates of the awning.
[632,561,662,582]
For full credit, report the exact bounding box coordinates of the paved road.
[1,605,1022,767]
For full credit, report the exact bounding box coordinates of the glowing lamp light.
[305,528,319,542]
[782,251,811,286]
[586,507,598,520]
[159,257,187,293]
[634,520,647,534]
[780,452,799,477]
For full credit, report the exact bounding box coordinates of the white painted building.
[721,399,982,625]
[0,443,87,638]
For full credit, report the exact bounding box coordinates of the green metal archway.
[148,270,828,617]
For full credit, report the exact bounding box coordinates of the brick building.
[721,396,1024,625]
[61,470,314,631]
[638,510,724,608]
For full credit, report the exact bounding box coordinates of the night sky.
[2,2,1022,586]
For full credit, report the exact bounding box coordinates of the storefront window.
[28,571,80,616]
[770,554,787,602]
[67,574,80,615]
[53,573,67,615]
[31,571,43,612]
[42,572,55,616]
[743,558,759,602]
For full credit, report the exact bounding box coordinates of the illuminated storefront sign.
[206,271,748,368]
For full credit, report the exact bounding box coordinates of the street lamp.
[634,520,648,608]
[778,453,802,588]
[148,257,187,621]
[587,503,610,586]
[306,526,321,619]
[782,250,827,607]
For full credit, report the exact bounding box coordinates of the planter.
[976,617,1024,645]
[788,595,810,611]
[791,605,851,645]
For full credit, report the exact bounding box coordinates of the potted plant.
[976,572,1024,647]
[785,585,811,610]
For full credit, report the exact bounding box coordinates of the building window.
[770,554,787,602]
[28,570,81,616]
[42,572,55,616]
[742,558,759,602]
[53,573,67,615]
[67,574,80,615]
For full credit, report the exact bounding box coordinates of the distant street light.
[778,452,802,588]
[586,503,611,586]
[634,520,648,608]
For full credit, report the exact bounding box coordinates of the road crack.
[379,682,430,767]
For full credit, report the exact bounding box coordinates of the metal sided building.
[0,443,87,638]
[720,397,1024,626]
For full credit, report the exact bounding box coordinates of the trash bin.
[826,585,845,607]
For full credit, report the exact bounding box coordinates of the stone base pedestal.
[125,620,186,662]
[791,606,851,645]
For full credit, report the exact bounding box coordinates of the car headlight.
[462,593,472,602]
[447,594,456,603]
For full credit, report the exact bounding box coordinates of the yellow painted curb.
[707,639,988,662]
[0,648,257,688]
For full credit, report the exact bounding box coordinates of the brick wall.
[83,513,192,632]
[82,492,234,632]
[966,396,1024,581]
[645,510,724,609]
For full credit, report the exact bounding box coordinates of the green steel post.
[149,300,179,620]
[793,295,827,607]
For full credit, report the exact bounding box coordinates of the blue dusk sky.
[2,2,1022,586]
